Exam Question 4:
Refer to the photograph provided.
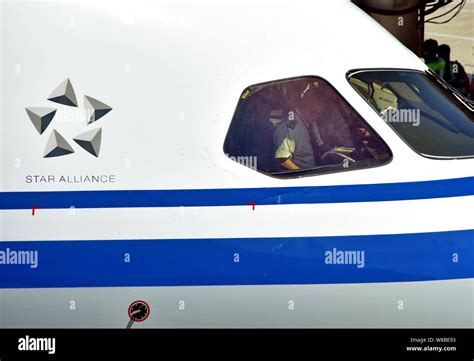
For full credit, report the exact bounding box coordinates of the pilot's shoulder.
[287,119,298,130]
[284,110,301,130]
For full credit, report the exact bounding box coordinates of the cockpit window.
[224,76,392,178]
[347,69,474,159]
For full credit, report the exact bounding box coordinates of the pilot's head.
[301,81,331,120]
[281,81,303,109]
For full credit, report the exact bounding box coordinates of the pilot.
[273,109,317,170]
[274,81,364,171]
[273,82,324,171]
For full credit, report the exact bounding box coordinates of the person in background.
[423,39,446,78]
[438,44,470,97]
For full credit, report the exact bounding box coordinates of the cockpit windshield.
[347,69,474,159]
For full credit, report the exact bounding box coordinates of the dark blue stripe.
[0,230,472,288]
[1,177,473,210]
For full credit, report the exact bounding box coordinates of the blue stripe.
[0,230,472,288]
[1,177,474,210]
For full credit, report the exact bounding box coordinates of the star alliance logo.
[25,78,112,158]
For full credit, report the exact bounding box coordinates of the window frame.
[223,75,394,179]
[346,68,474,160]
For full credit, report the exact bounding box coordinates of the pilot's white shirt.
[273,111,316,169]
